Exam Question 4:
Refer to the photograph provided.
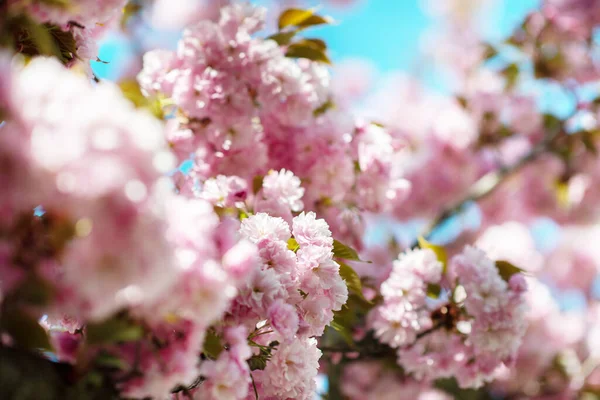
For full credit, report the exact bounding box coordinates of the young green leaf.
[501,63,520,89]
[118,79,164,119]
[121,1,143,30]
[495,260,526,282]
[94,352,128,370]
[332,239,368,262]
[287,237,300,252]
[427,283,442,299]
[86,317,144,345]
[338,262,371,305]
[285,43,331,64]
[278,8,314,30]
[278,8,331,30]
[314,98,334,117]
[203,330,223,360]
[297,38,327,51]
[295,14,332,29]
[266,30,297,46]
[252,175,264,194]
[329,319,355,347]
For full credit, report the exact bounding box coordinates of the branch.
[413,134,556,247]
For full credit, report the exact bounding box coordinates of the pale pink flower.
[239,213,291,244]
[292,212,334,248]
[253,337,322,400]
[267,300,299,340]
[261,169,305,212]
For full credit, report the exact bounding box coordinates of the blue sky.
[312,0,539,72]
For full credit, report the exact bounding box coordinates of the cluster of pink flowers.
[236,211,347,338]
[0,55,176,319]
[362,76,484,220]
[370,245,528,388]
[0,54,261,399]
[139,3,409,250]
[369,248,443,348]
[167,156,347,398]
[5,0,600,399]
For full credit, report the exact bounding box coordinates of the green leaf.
[278,8,331,30]
[298,38,327,51]
[248,354,268,371]
[498,124,513,138]
[333,239,369,262]
[94,352,128,370]
[417,236,447,273]
[495,260,525,282]
[501,63,520,89]
[86,317,143,345]
[278,8,314,30]
[543,113,562,132]
[203,330,223,360]
[313,98,334,117]
[248,341,278,371]
[252,175,264,194]
[338,262,371,305]
[266,30,297,46]
[287,237,300,252]
[427,283,442,299]
[0,309,52,351]
[121,1,143,30]
[285,43,331,64]
[118,79,164,119]
[26,21,60,58]
[295,14,332,29]
[554,180,570,209]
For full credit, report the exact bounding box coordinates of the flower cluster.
[0,55,259,399]
[369,248,443,348]
[370,245,528,388]
[6,0,600,399]
[139,4,409,250]
[235,212,347,338]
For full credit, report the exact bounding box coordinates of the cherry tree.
[1,1,600,399]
